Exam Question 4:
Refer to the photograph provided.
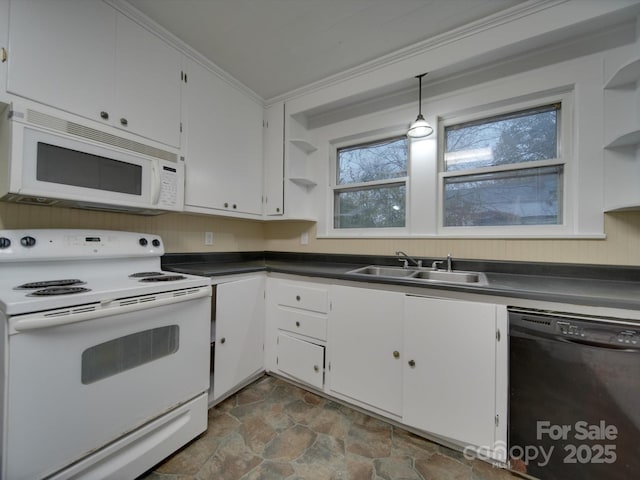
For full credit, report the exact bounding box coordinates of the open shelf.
[289,177,317,188]
[289,138,318,154]
[604,57,640,89]
[605,129,640,149]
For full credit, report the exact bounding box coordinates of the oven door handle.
[10,287,211,333]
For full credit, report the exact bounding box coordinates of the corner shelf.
[289,138,318,154]
[604,57,640,89]
[289,177,317,188]
[605,129,640,149]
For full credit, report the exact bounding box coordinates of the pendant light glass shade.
[407,73,433,138]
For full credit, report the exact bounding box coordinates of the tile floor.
[139,375,522,480]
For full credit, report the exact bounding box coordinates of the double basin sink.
[347,265,487,285]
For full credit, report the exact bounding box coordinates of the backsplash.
[2,203,640,265]
[0,203,265,253]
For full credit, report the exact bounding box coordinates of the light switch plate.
[300,232,309,245]
[204,232,214,245]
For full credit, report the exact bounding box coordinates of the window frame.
[437,93,573,237]
[330,132,410,235]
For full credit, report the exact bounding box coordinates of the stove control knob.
[20,236,36,247]
[152,239,161,247]
[0,237,11,249]
[139,238,148,247]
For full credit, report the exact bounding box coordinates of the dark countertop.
[162,251,640,312]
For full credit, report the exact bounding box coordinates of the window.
[441,103,563,228]
[334,136,408,229]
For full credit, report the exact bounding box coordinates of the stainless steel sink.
[348,265,417,277]
[410,269,484,284]
[347,265,486,285]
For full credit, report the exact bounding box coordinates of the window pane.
[444,104,559,172]
[444,166,563,226]
[337,137,408,185]
[335,184,405,228]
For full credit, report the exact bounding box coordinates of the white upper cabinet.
[113,13,181,147]
[182,56,264,216]
[0,0,9,103]
[263,102,284,216]
[6,0,181,147]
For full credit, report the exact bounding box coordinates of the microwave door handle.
[151,161,161,205]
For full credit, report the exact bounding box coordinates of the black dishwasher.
[508,307,640,480]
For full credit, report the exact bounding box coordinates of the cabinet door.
[213,276,265,401]
[114,13,181,147]
[403,296,498,448]
[7,0,115,121]
[263,102,284,215]
[276,333,324,389]
[183,57,263,215]
[328,285,404,416]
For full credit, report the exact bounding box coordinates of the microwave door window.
[36,142,142,195]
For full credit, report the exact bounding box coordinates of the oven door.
[5,290,210,480]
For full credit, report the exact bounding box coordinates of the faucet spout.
[395,251,422,268]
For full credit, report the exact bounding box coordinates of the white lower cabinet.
[276,333,325,389]
[403,295,507,458]
[327,285,404,417]
[212,275,265,403]
[266,278,328,389]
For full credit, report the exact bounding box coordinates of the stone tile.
[270,383,308,403]
[284,398,323,425]
[338,404,390,429]
[391,427,438,460]
[346,423,392,459]
[303,391,326,407]
[205,411,241,438]
[240,461,295,480]
[415,453,472,480]
[231,399,294,433]
[239,414,277,455]
[373,456,423,480]
[309,407,352,440]
[438,444,475,466]
[263,424,317,461]
[296,433,345,468]
[237,376,277,405]
[196,432,262,480]
[346,455,375,480]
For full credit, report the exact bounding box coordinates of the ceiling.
[127,0,527,101]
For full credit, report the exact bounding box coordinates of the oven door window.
[81,325,179,384]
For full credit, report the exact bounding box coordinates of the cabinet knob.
[295,321,301,327]
[408,359,416,368]
[295,295,301,301]
[393,351,400,359]
[0,47,7,63]
[100,111,109,120]
[220,337,226,344]
[276,207,280,212]
[120,117,128,126]
[232,204,237,209]
[313,365,319,373]
[224,202,229,208]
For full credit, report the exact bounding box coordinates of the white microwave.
[0,104,184,214]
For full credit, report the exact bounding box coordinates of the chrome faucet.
[395,251,422,268]
[432,253,453,272]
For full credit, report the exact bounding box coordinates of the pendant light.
[407,73,433,138]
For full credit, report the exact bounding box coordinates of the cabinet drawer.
[277,334,324,389]
[277,283,328,313]
[277,308,327,341]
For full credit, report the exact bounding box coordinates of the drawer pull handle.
[313,365,319,373]
[296,295,301,301]
[295,321,300,327]
[393,350,400,359]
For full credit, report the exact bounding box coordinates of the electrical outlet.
[300,232,309,245]
[204,232,214,245]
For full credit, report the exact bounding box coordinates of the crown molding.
[106,0,264,106]
[265,0,565,106]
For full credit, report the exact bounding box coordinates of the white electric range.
[0,229,212,480]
